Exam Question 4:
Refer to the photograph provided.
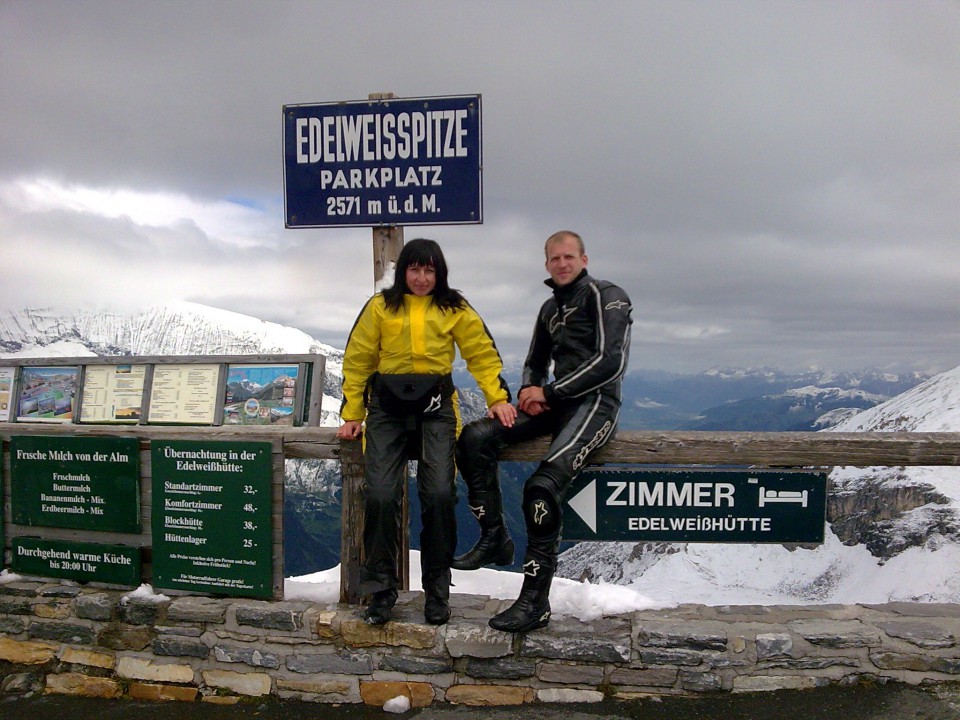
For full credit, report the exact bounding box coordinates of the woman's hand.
[337,420,363,440]
[487,401,518,427]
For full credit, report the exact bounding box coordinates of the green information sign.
[151,440,273,598]
[563,468,827,543]
[12,537,141,586]
[10,435,141,532]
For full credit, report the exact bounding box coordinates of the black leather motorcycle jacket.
[521,270,633,406]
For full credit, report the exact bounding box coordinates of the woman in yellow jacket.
[337,239,516,625]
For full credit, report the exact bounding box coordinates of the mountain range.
[1,302,955,601]
[557,367,960,603]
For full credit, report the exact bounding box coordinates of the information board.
[0,366,14,422]
[222,363,300,426]
[16,366,79,422]
[151,440,273,598]
[283,94,482,227]
[80,364,146,423]
[10,435,141,532]
[12,537,140,586]
[564,468,827,543]
[147,364,220,424]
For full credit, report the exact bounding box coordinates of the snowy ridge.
[0,302,345,405]
[829,365,960,433]
[1,302,342,366]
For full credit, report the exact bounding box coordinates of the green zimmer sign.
[10,435,141,532]
[563,468,827,543]
[151,440,273,598]
[12,537,140,586]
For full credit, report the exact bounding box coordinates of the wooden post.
[372,225,409,594]
[338,438,366,604]
[373,225,404,289]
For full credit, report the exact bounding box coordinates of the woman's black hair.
[382,238,466,312]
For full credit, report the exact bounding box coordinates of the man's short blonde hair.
[544,230,585,257]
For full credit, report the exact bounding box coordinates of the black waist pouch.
[369,373,454,417]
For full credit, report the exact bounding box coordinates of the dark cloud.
[2,0,958,374]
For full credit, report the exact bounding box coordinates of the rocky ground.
[3,682,959,720]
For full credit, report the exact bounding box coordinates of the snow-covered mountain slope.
[0,302,345,419]
[825,366,960,563]
[558,366,960,604]
[829,366,960,433]
[1,301,340,361]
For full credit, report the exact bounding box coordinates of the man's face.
[545,236,587,287]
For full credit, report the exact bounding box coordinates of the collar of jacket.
[544,269,591,297]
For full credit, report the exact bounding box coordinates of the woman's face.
[405,263,437,296]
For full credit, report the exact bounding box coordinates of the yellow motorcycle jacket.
[340,293,511,422]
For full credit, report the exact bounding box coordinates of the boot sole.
[451,539,515,571]
[489,616,549,633]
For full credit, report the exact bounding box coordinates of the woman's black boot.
[423,569,451,625]
[363,588,398,625]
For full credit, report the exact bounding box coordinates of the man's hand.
[487,401,518,427]
[337,420,363,440]
[518,386,549,416]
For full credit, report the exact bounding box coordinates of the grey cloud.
[2,0,958,374]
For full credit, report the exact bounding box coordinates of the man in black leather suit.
[453,230,633,632]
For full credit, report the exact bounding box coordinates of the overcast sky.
[2,0,958,374]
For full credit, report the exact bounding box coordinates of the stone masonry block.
[756,632,794,659]
[287,650,374,675]
[116,656,195,684]
[537,688,603,703]
[74,593,116,621]
[214,644,281,669]
[787,619,881,648]
[153,635,210,658]
[463,657,535,680]
[59,647,116,670]
[128,682,200,702]
[340,618,438,649]
[45,672,122,698]
[635,620,729,651]
[28,621,95,645]
[609,666,678,688]
[445,685,535,706]
[201,669,272,697]
[360,680,434,707]
[444,622,513,658]
[234,601,310,631]
[538,661,604,685]
[0,636,57,664]
[167,596,230,623]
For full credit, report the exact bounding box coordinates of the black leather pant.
[359,395,458,595]
[456,393,620,567]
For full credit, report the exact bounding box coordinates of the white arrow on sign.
[567,478,597,534]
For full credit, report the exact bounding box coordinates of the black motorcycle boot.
[363,588,398,625]
[488,555,554,633]
[452,492,515,571]
[423,568,451,625]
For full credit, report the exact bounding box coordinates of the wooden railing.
[6,424,960,603]
[333,429,960,603]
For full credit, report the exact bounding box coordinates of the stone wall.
[1,580,958,707]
